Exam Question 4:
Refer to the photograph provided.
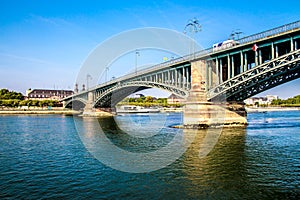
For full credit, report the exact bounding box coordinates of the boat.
[116,105,160,114]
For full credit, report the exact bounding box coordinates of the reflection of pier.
[64,21,300,127]
[182,128,247,198]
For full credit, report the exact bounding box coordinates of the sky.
[0,0,299,99]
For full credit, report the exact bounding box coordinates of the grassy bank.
[0,108,80,115]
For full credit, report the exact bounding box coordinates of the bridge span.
[63,20,300,127]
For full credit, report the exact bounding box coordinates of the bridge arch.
[93,81,189,108]
[64,97,88,110]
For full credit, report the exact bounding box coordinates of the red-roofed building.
[26,89,74,100]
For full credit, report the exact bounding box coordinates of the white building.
[244,95,278,106]
[132,93,144,99]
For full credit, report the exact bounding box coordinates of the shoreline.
[245,106,300,112]
[0,109,81,115]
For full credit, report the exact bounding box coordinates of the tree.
[27,100,33,108]
[31,100,39,107]
[128,98,136,103]
[145,96,153,103]
[0,89,23,100]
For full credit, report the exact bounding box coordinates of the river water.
[0,111,299,199]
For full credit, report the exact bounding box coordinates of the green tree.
[31,100,39,107]
[0,89,23,100]
[128,98,136,103]
[145,96,153,103]
[27,100,33,108]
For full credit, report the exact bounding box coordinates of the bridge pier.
[183,92,247,128]
[184,59,247,128]
[82,92,95,116]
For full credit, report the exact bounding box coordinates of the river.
[0,111,299,199]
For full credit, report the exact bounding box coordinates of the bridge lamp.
[86,74,92,90]
[184,17,202,58]
[230,29,243,40]
[105,67,109,82]
[135,50,140,74]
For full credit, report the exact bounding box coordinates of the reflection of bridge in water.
[63,20,300,127]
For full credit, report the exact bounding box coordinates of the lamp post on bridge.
[135,50,140,75]
[105,67,109,82]
[230,29,243,40]
[86,74,92,90]
[184,17,202,59]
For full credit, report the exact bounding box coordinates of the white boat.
[116,105,160,114]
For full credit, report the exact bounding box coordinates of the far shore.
[0,108,80,115]
[245,106,300,112]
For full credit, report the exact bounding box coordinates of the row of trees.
[0,99,61,109]
[271,95,300,106]
[0,89,24,100]
[119,96,182,107]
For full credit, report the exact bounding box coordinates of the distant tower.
[82,84,85,91]
[26,88,32,96]
[74,83,78,93]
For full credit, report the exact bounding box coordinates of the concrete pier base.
[184,90,247,128]
[82,103,95,117]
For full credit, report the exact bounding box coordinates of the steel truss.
[208,49,300,101]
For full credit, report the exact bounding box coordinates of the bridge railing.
[237,20,300,45]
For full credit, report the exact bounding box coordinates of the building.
[244,95,278,106]
[133,93,145,99]
[26,89,74,100]
[167,94,185,104]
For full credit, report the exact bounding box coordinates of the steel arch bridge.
[63,20,300,111]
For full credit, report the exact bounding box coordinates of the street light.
[229,29,243,40]
[105,67,109,82]
[135,50,140,74]
[184,17,202,58]
[86,74,92,90]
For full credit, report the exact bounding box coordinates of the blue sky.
[0,0,299,98]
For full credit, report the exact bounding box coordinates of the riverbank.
[0,109,80,115]
[245,106,300,113]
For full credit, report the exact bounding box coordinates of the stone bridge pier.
[184,60,247,128]
[82,91,95,116]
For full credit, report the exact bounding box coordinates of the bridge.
[63,20,300,127]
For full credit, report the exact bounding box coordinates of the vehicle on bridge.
[213,39,240,52]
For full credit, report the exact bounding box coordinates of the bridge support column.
[82,91,95,116]
[240,51,244,73]
[244,52,248,72]
[184,60,247,128]
[219,59,223,83]
[255,50,259,66]
[271,42,275,59]
[291,38,294,51]
[227,55,231,80]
